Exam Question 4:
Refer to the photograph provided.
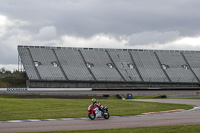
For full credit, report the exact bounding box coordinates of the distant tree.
[0,67,6,73]
[5,70,11,74]
[13,69,20,74]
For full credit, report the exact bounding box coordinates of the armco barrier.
[0,88,92,91]
[167,94,200,98]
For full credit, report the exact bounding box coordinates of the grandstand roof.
[18,45,200,53]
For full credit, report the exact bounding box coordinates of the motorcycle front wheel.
[88,113,96,120]
[104,112,110,119]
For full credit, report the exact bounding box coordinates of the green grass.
[25,124,200,133]
[0,95,193,121]
[132,95,163,99]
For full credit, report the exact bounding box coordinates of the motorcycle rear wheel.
[88,113,96,120]
[104,112,110,119]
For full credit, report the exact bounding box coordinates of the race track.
[0,99,200,133]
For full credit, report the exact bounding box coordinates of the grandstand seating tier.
[18,46,200,84]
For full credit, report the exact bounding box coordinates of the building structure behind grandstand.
[18,45,200,89]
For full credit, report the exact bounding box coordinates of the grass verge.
[0,95,193,121]
[132,95,163,99]
[26,124,200,133]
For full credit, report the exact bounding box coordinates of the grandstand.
[18,45,200,89]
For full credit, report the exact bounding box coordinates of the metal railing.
[28,76,199,83]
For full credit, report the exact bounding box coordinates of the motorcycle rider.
[91,98,102,111]
[88,98,109,120]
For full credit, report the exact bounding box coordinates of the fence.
[0,73,25,78]
[167,94,200,98]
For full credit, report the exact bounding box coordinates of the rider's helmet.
[91,98,97,103]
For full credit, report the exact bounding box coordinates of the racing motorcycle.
[88,104,110,120]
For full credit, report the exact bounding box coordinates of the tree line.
[0,67,23,74]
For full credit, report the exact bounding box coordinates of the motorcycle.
[88,104,110,120]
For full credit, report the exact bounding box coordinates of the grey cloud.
[0,42,19,65]
[1,0,200,37]
[1,0,200,66]
[34,26,57,40]
[128,31,180,46]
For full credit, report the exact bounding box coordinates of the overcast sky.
[1,0,200,71]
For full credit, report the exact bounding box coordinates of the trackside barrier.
[167,94,200,98]
[0,88,92,91]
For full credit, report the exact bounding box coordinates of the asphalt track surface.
[0,99,200,133]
